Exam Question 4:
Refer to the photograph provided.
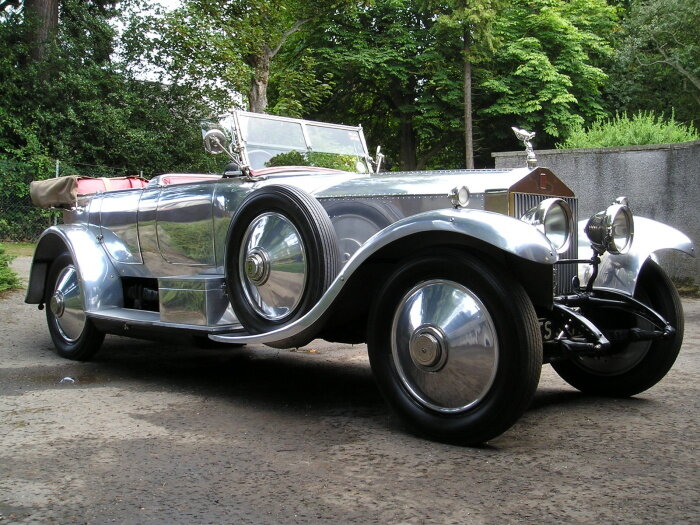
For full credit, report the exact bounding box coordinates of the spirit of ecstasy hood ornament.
[512,127,537,169]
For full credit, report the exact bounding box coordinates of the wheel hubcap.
[51,265,86,342]
[244,249,270,285]
[391,279,499,413]
[409,326,447,371]
[50,291,65,317]
[239,212,307,321]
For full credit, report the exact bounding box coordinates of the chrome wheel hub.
[50,291,66,317]
[239,212,307,321]
[409,326,447,371]
[51,265,86,342]
[244,249,270,285]
[391,279,499,413]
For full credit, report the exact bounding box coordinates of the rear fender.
[25,225,123,311]
[577,216,695,296]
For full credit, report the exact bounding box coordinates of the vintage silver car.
[26,111,695,444]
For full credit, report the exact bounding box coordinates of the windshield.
[235,112,371,173]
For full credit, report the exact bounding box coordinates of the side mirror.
[203,129,230,155]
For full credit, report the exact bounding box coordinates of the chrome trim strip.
[211,208,558,345]
[86,307,242,332]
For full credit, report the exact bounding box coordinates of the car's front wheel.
[551,260,683,397]
[45,252,105,360]
[367,251,542,445]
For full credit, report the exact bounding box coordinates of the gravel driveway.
[1,256,699,524]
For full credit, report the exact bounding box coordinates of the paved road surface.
[1,257,699,524]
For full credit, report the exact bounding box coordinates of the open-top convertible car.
[27,111,695,444]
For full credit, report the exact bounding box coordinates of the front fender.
[577,216,695,296]
[25,225,123,311]
[353,207,559,264]
[211,208,557,345]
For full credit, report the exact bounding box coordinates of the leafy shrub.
[0,159,58,241]
[0,244,20,293]
[557,112,700,149]
[266,151,362,172]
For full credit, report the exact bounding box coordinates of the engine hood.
[250,166,574,200]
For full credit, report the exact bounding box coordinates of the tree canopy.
[0,0,697,181]
[606,0,699,124]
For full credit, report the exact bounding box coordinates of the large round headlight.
[521,198,573,253]
[585,201,634,255]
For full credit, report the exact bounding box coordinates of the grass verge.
[673,277,700,299]
[1,242,35,257]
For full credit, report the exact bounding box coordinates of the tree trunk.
[463,30,474,169]
[399,114,417,171]
[24,0,60,62]
[247,49,271,113]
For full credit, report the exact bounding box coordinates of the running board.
[87,307,243,334]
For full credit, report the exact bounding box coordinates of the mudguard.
[25,225,123,311]
[211,207,558,345]
[577,216,695,296]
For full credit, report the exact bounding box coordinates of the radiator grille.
[513,193,578,295]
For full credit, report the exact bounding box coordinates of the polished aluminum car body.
[26,111,695,444]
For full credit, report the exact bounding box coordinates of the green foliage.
[0,1,220,179]
[0,244,20,293]
[482,0,617,147]
[266,151,308,167]
[302,0,438,169]
[0,159,57,241]
[266,150,361,172]
[303,0,618,168]
[125,0,339,113]
[268,55,335,118]
[606,0,699,126]
[557,111,700,148]
[0,0,692,199]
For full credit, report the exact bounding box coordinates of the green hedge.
[557,112,700,149]
[0,244,20,293]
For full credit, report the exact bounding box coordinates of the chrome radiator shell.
[513,192,579,295]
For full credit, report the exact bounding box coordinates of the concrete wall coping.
[491,139,700,158]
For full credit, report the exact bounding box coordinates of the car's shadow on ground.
[9,332,654,434]
[92,336,383,415]
[527,385,652,412]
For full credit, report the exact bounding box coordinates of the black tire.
[226,184,339,333]
[45,253,105,361]
[367,251,542,445]
[551,260,683,397]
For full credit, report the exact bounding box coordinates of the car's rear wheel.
[226,185,339,334]
[551,260,683,397]
[367,251,542,445]
[46,252,104,360]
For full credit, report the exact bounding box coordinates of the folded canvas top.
[30,176,149,209]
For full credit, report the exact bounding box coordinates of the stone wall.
[493,140,700,284]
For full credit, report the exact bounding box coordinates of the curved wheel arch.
[211,233,553,347]
[25,226,122,311]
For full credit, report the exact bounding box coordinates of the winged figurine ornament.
[512,126,537,168]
